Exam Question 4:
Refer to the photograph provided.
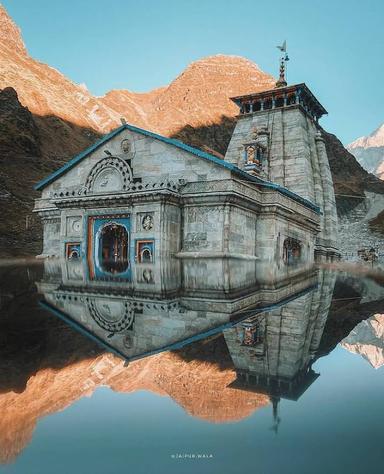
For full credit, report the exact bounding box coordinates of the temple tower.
[224,59,338,259]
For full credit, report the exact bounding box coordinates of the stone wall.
[39,128,231,203]
[255,213,315,262]
[182,205,224,253]
[41,213,61,257]
[224,270,336,385]
[224,105,338,255]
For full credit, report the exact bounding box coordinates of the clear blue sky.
[2,0,383,144]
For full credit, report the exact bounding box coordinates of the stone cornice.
[51,189,181,209]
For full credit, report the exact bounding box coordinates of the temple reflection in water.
[38,254,336,406]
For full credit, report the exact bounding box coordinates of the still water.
[0,258,383,474]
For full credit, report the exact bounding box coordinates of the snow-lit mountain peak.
[341,314,384,369]
[348,123,384,150]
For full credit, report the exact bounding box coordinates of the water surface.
[0,259,383,474]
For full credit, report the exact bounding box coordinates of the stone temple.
[34,72,339,273]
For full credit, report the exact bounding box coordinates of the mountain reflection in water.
[0,257,383,471]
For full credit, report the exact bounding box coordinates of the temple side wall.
[227,206,257,256]
[180,203,257,256]
[181,205,225,253]
[255,213,315,263]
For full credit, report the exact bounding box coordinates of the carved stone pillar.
[315,131,338,251]
[223,204,230,253]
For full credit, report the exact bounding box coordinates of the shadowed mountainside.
[0,87,100,256]
[171,115,236,157]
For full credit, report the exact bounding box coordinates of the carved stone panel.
[142,214,154,231]
[66,216,82,236]
[93,167,124,193]
[136,212,155,232]
[88,298,134,333]
[85,157,132,194]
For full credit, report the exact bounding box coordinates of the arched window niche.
[136,240,155,264]
[242,325,264,346]
[66,242,81,260]
[287,93,296,106]
[263,99,272,110]
[275,96,285,108]
[283,237,302,265]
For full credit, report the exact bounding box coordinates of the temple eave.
[230,82,328,118]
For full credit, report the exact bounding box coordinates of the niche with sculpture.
[243,126,269,173]
[283,237,302,265]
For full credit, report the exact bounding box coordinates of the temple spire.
[275,40,289,88]
[271,397,281,434]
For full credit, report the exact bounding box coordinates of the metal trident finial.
[275,41,290,88]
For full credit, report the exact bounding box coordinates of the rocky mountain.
[341,313,384,369]
[0,87,99,256]
[0,4,26,55]
[0,5,274,136]
[321,130,384,260]
[142,55,275,135]
[0,5,122,133]
[0,4,384,257]
[348,124,384,179]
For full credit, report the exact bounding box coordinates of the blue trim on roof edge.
[34,125,126,191]
[34,123,320,214]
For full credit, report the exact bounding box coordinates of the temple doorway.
[87,214,131,280]
[99,223,129,274]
